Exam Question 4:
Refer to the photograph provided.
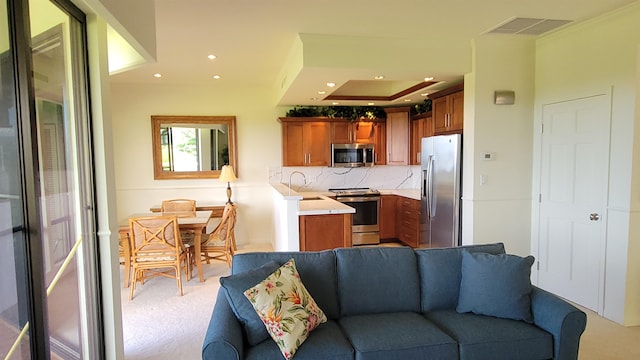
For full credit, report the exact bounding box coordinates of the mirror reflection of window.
[151,115,237,180]
[160,123,229,172]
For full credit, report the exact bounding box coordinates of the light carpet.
[121,261,231,360]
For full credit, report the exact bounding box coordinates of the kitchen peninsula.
[271,183,354,251]
[270,182,420,251]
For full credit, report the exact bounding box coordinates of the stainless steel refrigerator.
[420,134,462,248]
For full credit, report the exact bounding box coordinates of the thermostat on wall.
[482,152,495,161]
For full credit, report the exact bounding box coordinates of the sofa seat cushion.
[245,320,353,360]
[425,310,553,360]
[335,247,421,316]
[339,312,458,360]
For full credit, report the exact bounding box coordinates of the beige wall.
[533,3,640,325]
[462,35,536,257]
[110,82,283,247]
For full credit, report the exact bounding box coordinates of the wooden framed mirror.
[151,115,237,179]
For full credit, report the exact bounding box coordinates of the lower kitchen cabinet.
[379,195,397,239]
[398,197,420,248]
[380,194,420,247]
[299,213,352,251]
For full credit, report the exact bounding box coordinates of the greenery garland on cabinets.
[285,106,387,121]
[285,99,432,121]
[414,98,432,114]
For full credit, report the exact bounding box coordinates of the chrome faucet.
[288,171,307,192]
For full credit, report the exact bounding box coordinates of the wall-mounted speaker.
[494,90,515,105]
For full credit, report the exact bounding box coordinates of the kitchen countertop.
[271,183,420,216]
[379,189,421,201]
[297,192,355,216]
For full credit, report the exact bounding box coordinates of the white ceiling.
[109,0,636,106]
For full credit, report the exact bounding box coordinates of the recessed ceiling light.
[424,76,434,81]
[153,73,162,78]
[368,102,375,105]
[327,82,336,87]
[374,75,384,80]
[207,54,217,60]
[318,91,326,95]
[421,93,429,97]
[212,75,221,79]
[332,102,339,105]
[310,97,318,101]
[404,99,412,102]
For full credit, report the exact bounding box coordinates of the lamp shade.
[219,165,237,182]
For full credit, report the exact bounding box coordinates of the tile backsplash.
[269,165,421,192]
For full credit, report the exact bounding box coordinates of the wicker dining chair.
[118,227,132,288]
[161,199,196,214]
[161,198,197,241]
[199,203,237,267]
[128,216,189,300]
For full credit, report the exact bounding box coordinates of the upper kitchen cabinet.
[331,121,375,144]
[384,107,411,165]
[280,118,331,166]
[410,112,433,165]
[373,122,386,165]
[431,83,464,134]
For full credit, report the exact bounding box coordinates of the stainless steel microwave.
[331,143,375,167]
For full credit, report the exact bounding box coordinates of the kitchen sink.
[300,196,324,201]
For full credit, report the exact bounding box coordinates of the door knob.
[589,213,600,221]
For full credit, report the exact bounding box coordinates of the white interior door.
[537,94,610,311]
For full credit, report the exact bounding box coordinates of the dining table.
[119,210,214,286]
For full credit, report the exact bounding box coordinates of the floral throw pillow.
[244,258,327,360]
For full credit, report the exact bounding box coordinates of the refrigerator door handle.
[426,155,435,219]
[422,169,429,219]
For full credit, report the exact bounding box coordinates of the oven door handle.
[335,196,380,203]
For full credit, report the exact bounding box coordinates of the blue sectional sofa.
[202,243,586,360]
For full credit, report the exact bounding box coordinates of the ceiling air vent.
[487,17,572,36]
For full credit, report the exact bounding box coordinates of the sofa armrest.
[530,286,587,360]
[202,291,245,360]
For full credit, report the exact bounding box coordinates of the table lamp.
[219,165,237,204]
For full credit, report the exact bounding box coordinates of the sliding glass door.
[0,0,102,358]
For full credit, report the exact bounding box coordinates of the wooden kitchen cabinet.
[410,112,434,165]
[331,121,375,144]
[281,119,331,166]
[379,195,397,239]
[373,122,386,165]
[384,107,411,165]
[299,213,352,251]
[398,197,420,248]
[431,84,464,134]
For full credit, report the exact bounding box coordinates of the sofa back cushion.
[231,250,340,319]
[335,247,420,317]
[415,243,506,312]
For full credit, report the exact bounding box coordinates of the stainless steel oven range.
[329,187,380,245]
